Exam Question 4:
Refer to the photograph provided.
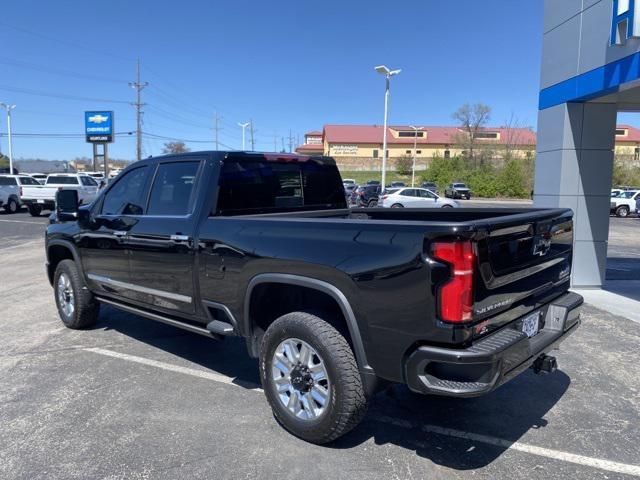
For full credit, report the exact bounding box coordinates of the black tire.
[4,197,19,214]
[53,259,99,329]
[391,203,404,208]
[259,312,368,444]
[616,206,630,218]
[367,199,377,208]
[441,204,453,208]
[27,204,42,217]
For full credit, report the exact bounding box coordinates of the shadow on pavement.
[93,305,571,470]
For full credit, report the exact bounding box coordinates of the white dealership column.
[534,102,617,288]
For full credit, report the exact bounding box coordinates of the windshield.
[453,183,467,188]
[620,191,638,199]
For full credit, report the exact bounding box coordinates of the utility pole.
[0,103,16,174]
[249,119,255,151]
[272,132,278,152]
[288,129,293,153]
[281,137,285,153]
[129,59,148,161]
[213,111,222,150]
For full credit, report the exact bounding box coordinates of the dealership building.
[535,0,640,288]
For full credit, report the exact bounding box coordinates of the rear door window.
[80,176,98,186]
[101,166,151,215]
[18,177,40,185]
[147,161,200,216]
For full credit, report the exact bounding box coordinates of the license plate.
[37,199,45,204]
[522,312,540,338]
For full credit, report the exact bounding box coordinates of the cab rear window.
[46,176,79,185]
[0,177,17,185]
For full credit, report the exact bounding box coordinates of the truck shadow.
[333,371,570,470]
[95,305,570,470]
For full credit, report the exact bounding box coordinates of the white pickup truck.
[0,175,42,213]
[610,190,640,217]
[20,173,100,216]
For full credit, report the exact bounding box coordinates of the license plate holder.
[522,312,540,338]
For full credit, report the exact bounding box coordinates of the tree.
[452,102,492,166]
[501,112,534,162]
[162,141,190,154]
[395,155,413,176]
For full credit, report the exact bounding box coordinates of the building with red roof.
[295,124,640,168]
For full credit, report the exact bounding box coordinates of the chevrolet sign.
[85,110,114,143]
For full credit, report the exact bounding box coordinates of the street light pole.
[238,122,250,150]
[409,125,422,187]
[0,103,16,174]
[374,65,401,189]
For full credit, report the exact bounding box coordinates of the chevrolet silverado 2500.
[45,151,582,444]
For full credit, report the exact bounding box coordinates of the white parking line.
[0,218,44,225]
[84,347,640,477]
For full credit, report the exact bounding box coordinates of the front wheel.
[259,312,368,444]
[54,259,100,329]
[441,204,453,208]
[367,199,378,208]
[616,206,630,217]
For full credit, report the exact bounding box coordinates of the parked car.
[343,182,358,203]
[445,182,472,199]
[387,181,406,188]
[20,173,100,216]
[351,184,381,207]
[365,179,380,186]
[379,187,458,209]
[0,174,42,213]
[46,151,582,444]
[342,178,356,185]
[421,181,438,193]
[29,173,49,185]
[610,190,640,217]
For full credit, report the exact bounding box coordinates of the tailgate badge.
[533,234,552,257]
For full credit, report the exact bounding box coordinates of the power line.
[142,131,233,149]
[0,84,129,104]
[0,56,128,84]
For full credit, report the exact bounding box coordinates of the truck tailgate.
[21,185,58,200]
[472,208,573,325]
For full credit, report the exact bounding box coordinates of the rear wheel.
[4,197,18,214]
[54,259,99,329]
[260,312,368,444]
[441,204,453,208]
[391,203,404,208]
[27,204,42,217]
[616,205,630,217]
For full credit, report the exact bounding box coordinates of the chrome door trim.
[87,273,192,303]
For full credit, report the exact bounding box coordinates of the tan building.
[296,124,640,170]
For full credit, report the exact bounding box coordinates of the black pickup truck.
[46,152,582,444]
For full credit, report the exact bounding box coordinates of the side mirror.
[55,189,79,221]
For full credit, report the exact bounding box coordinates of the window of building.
[101,166,151,216]
[616,129,628,136]
[405,150,411,154]
[372,149,379,158]
[475,132,499,139]
[147,161,200,216]
[398,131,425,137]
[416,150,422,154]
[444,150,451,158]
[635,147,640,161]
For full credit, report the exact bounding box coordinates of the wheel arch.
[244,273,372,374]
[47,240,83,286]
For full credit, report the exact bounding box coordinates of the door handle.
[170,234,192,245]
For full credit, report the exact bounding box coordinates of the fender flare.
[46,239,84,285]
[244,273,372,373]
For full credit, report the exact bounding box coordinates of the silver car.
[379,187,459,208]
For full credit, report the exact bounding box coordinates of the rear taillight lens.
[382,195,388,200]
[431,240,475,323]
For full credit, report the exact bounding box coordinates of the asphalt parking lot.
[1,206,639,479]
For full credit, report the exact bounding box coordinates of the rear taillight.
[431,240,475,323]
[382,195,388,200]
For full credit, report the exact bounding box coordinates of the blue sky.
[0,0,606,160]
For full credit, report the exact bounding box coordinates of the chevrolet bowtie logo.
[88,114,109,124]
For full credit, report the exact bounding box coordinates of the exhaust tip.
[532,354,557,375]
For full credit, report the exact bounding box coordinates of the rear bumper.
[22,199,55,208]
[404,291,582,397]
